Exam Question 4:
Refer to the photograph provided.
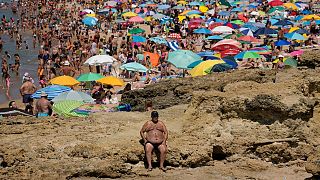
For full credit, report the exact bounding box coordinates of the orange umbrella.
[144,52,160,67]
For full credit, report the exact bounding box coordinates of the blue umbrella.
[145,10,156,16]
[206,35,223,40]
[194,28,212,34]
[284,32,306,40]
[132,36,146,43]
[172,5,185,9]
[254,27,278,36]
[208,63,233,73]
[218,11,231,16]
[301,9,312,15]
[294,28,309,34]
[189,1,200,6]
[31,85,71,100]
[160,16,173,24]
[187,60,203,69]
[197,51,215,57]
[158,4,171,10]
[231,7,242,12]
[222,57,238,69]
[295,15,303,21]
[187,10,202,16]
[275,40,291,46]
[274,19,294,26]
[82,17,98,26]
[149,37,167,44]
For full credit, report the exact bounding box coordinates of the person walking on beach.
[140,111,168,171]
[34,91,52,118]
[19,78,36,112]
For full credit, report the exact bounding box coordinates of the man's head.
[151,111,159,122]
[40,91,48,99]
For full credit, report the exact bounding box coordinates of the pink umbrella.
[128,16,145,23]
[290,50,303,56]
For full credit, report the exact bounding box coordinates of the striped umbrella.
[31,85,71,100]
[168,41,180,51]
[53,100,87,117]
[52,90,94,103]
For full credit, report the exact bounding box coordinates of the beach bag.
[117,104,131,112]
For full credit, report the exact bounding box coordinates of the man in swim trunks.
[20,78,36,111]
[140,111,168,171]
[34,91,52,118]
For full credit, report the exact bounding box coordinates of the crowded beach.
[0,0,318,117]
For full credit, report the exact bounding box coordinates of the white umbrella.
[84,55,115,66]
[206,9,215,15]
[211,26,234,34]
[82,9,94,14]
[107,0,117,7]
[52,90,94,103]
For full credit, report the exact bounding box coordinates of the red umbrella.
[168,33,181,39]
[208,22,223,30]
[238,35,259,42]
[268,0,283,7]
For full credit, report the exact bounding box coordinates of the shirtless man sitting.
[140,111,168,171]
[34,91,52,117]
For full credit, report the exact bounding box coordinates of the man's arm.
[161,121,168,145]
[140,122,148,144]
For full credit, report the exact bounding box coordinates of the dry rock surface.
[1,69,320,179]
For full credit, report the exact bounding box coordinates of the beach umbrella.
[84,55,115,65]
[82,17,98,26]
[153,13,166,19]
[120,62,148,72]
[128,28,145,34]
[268,6,285,14]
[190,60,225,77]
[122,12,138,17]
[160,16,173,24]
[168,41,180,51]
[132,36,146,43]
[187,60,204,69]
[107,1,118,7]
[302,15,320,20]
[98,8,110,14]
[149,37,167,44]
[199,6,208,13]
[268,0,283,7]
[222,57,238,69]
[97,76,125,86]
[173,5,185,10]
[128,16,144,23]
[177,0,187,5]
[293,28,309,34]
[158,4,170,10]
[197,51,215,57]
[283,2,298,10]
[284,32,306,40]
[206,9,216,15]
[189,1,200,6]
[218,11,231,16]
[206,63,233,73]
[50,76,80,86]
[145,10,156,16]
[301,9,312,15]
[284,58,298,67]
[143,52,160,67]
[53,100,87,117]
[212,39,241,48]
[234,51,261,59]
[237,35,259,42]
[85,13,96,17]
[168,50,202,69]
[82,9,94,14]
[31,85,71,100]
[52,90,94,103]
[254,27,278,36]
[224,22,240,29]
[275,40,291,46]
[77,73,104,82]
[194,28,212,35]
[206,35,223,40]
[168,33,181,39]
[231,20,244,25]
[239,28,254,36]
[212,26,234,34]
[274,19,294,26]
[290,50,304,57]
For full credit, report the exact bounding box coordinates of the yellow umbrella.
[180,10,191,16]
[178,15,186,22]
[50,76,80,86]
[190,60,225,77]
[199,6,209,13]
[302,15,320,20]
[188,14,201,18]
[289,27,300,33]
[122,12,138,17]
[85,13,96,17]
[177,0,187,5]
[258,11,266,16]
[283,3,298,10]
[144,16,152,22]
[97,76,125,86]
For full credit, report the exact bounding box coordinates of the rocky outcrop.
[301,50,320,68]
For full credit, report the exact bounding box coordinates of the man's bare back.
[20,81,36,95]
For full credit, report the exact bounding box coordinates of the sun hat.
[40,91,48,97]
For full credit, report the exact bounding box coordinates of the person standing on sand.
[140,111,168,171]
[34,91,52,118]
[19,78,36,111]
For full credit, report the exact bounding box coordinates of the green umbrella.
[53,100,87,117]
[231,20,244,25]
[129,28,145,34]
[268,6,285,14]
[284,58,298,68]
[224,33,243,39]
[168,50,202,69]
[234,51,262,59]
[77,73,104,82]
